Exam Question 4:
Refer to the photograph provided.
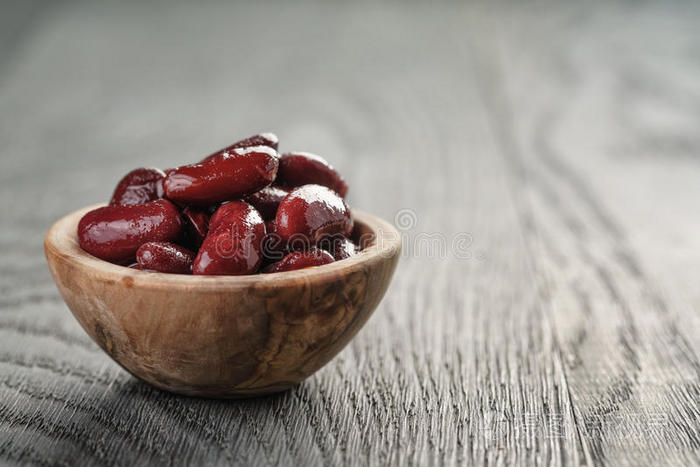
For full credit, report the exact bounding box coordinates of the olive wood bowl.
[44,205,401,398]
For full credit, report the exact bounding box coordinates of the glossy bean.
[193,202,265,275]
[276,184,353,246]
[205,203,223,216]
[164,146,278,205]
[261,219,287,263]
[262,248,335,273]
[208,201,260,233]
[200,133,279,163]
[276,152,348,197]
[109,167,166,206]
[78,199,182,264]
[136,242,195,274]
[326,236,358,260]
[181,207,210,248]
[244,186,288,220]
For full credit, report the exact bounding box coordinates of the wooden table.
[1,1,699,465]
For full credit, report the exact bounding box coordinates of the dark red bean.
[193,202,265,275]
[207,203,231,233]
[205,203,222,216]
[136,242,195,274]
[261,219,286,262]
[164,146,278,205]
[262,248,335,273]
[276,152,348,198]
[276,184,353,246]
[244,186,288,220]
[200,133,279,163]
[181,207,210,248]
[78,199,182,264]
[109,167,166,206]
[208,201,260,233]
[327,237,358,260]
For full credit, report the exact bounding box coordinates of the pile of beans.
[77,133,359,275]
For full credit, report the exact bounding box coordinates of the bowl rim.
[45,204,402,290]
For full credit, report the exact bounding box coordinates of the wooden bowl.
[44,205,401,398]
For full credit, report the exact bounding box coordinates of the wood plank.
[463,2,700,464]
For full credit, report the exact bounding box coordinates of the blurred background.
[1,0,699,465]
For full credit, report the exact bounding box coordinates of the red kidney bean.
[78,199,183,264]
[244,186,288,220]
[208,201,260,233]
[276,152,348,197]
[136,241,195,274]
[193,202,265,275]
[200,133,279,163]
[164,146,278,205]
[261,219,286,262]
[328,237,358,260]
[276,184,353,247]
[207,202,231,233]
[109,167,166,206]
[262,248,335,273]
[181,207,210,248]
[203,203,222,216]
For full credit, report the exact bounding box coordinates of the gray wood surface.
[1,0,699,465]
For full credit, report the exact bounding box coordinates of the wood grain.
[1,0,699,465]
